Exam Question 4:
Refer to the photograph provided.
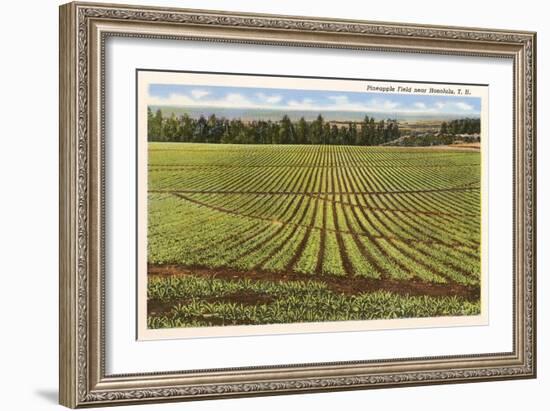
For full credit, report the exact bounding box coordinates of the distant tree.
[359,115,369,145]
[347,123,357,145]
[177,114,194,142]
[439,118,480,135]
[251,120,267,144]
[163,114,179,141]
[375,120,385,145]
[327,124,337,145]
[367,118,376,145]
[278,115,294,144]
[192,116,207,142]
[296,117,308,144]
[322,123,330,145]
[147,108,164,141]
[220,121,233,144]
[384,120,399,143]
[309,115,324,144]
[147,107,154,141]
[391,120,400,141]
[147,111,402,146]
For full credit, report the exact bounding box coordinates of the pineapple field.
[146,143,481,328]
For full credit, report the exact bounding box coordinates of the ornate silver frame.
[59,2,536,408]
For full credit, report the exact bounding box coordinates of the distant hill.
[384,133,480,147]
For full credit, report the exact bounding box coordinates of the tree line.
[440,118,480,135]
[147,108,400,146]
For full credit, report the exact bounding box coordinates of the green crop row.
[148,143,481,287]
[147,275,480,328]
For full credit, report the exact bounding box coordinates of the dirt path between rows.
[148,263,480,302]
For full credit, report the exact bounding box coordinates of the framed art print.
[59,2,536,408]
[136,71,489,339]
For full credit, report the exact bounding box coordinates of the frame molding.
[59,2,536,408]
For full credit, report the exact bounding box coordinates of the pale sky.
[148,84,481,116]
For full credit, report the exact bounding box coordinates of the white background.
[108,42,503,373]
[0,0,546,410]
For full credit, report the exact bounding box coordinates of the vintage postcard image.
[136,71,488,339]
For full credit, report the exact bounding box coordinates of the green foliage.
[147,275,480,328]
[147,110,400,145]
[147,143,482,327]
[385,118,480,147]
[148,143,481,285]
[440,118,481,135]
